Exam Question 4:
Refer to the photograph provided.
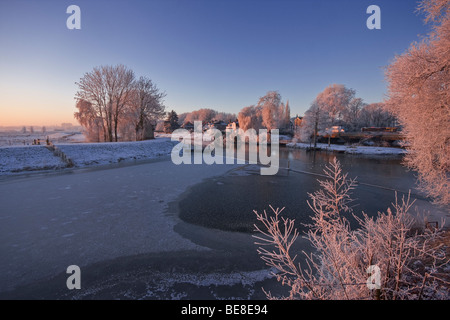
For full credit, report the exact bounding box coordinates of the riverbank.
[0,138,178,175]
[1,135,410,176]
[286,141,406,155]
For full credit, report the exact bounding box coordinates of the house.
[293,116,303,127]
[212,120,228,132]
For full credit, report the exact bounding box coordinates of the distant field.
[0,131,86,147]
[0,131,85,147]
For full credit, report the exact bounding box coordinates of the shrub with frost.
[254,158,449,300]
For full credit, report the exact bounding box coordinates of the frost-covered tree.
[238,91,289,132]
[316,84,356,125]
[215,111,237,123]
[180,108,235,125]
[74,99,103,142]
[74,65,170,142]
[343,98,366,131]
[126,76,166,141]
[298,100,331,147]
[110,65,135,142]
[385,0,450,205]
[258,91,283,131]
[359,103,397,128]
[75,64,135,142]
[184,108,216,124]
[238,105,263,131]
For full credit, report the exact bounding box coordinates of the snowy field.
[287,142,407,155]
[0,132,178,175]
[55,138,178,167]
[0,130,86,147]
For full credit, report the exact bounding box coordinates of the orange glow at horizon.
[0,82,78,127]
[0,99,77,127]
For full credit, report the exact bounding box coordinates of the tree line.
[158,91,291,134]
[178,108,236,126]
[162,87,394,141]
[238,91,291,133]
[298,84,397,146]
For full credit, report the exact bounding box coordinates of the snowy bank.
[0,145,66,174]
[286,142,407,156]
[55,138,178,167]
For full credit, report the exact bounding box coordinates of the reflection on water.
[178,147,419,233]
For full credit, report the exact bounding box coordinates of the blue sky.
[0,0,429,126]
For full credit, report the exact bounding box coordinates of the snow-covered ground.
[55,138,178,168]
[0,145,66,174]
[0,136,179,175]
[287,142,407,155]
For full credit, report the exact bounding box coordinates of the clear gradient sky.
[0,0,430,126]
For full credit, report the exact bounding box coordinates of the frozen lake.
[0,147,447,299]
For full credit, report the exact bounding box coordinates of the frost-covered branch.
[254,158,449,300]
